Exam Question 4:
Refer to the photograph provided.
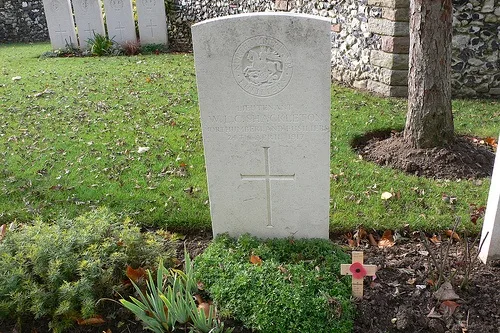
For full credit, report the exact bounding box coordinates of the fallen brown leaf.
[194,294,204,305]
[76,315,106,326]
[429,234,441,244]
[0,224,6,242]
[277,264,289,274]
[126,265,147,283]
[378,230,395,248]
[198,302,215,317]
[444,230,461,242]
[434,282,460,301]
[368,233,378,246]
[440,300,460,316]
[250,254,262,266]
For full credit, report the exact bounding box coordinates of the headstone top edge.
[191,12,331,29]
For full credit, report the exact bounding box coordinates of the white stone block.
[136,0,168,45]
[72,0,105,49]
[42,0,78,49]
[102,0,136,45]
[192,13,331,239]
[479,135,500,263]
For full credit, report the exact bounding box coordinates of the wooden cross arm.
[340,264,377,277]
[340,251,377,298]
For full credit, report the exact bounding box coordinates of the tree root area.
[355,131,495,180]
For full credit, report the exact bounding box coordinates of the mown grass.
[1,43,498,233]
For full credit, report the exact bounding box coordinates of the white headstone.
[479,136,500,264]
[136,0,168,45]
[72,0,106,49]
[42,0,78,49]
[102,0,136,45]
[192,13,331,239]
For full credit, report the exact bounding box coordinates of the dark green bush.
[194,234,355,333]
[0,208,176,332]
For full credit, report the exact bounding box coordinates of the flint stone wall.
[0,0,49,43]
[1,0,498,97]
[167,0,381,89]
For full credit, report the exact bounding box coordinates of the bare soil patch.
[353,131,495,180]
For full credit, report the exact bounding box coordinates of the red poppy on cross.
[340,251,377,298]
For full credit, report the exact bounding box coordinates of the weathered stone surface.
[192,13,331,239]
[368,17,409,36]
[331,24,341,32]
[480,0,495,13]
[370,50,409,69]
[102,0,136,45]
[367,79,408,97]
[41,0,77,49]
[367,0,409,8]
[381,35,409,53]
[490,88,500,95]
[136,0,168,45]
[379,67,408,85]
[72,0,105,49]
[353,80,368,90]
[382,8,409,22]
[274,0,288,11]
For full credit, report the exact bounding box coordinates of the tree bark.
[404,0,454,149]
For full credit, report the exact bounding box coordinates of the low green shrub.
[140,43,168,54]
[0,208,176,332]
[194,234,355,333]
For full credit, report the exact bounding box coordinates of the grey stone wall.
[452,0,500,96]
[1,0,498,97]
[167,0,381,88]
[0,0,49,43]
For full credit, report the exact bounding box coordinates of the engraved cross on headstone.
[240,147,295,228]
[84,23,93,36]
[54,24,67,45]
[146,19,157,37]
[115,21,125,40]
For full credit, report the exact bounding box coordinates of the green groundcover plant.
[0,207,176,332]
[194,234,355,333]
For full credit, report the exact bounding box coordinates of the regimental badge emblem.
[141,0,155,10]
[232,36,293,97]
[50,0,61,12]
[79,0,92,12]
[109,0,123,10]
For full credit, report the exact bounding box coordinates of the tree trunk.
[404,0,454,149]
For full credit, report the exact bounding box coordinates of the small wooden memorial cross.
[340,251,377,298]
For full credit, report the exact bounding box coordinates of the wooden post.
[341,251,377,298]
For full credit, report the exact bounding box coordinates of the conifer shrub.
[194,234,355,333]
[0,208,176,332]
